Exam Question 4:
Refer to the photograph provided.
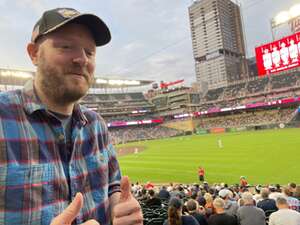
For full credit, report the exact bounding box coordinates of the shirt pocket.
[0,163,55,217]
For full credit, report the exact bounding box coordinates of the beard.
[36,51,94,105]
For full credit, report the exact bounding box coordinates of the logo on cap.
[57,8,80,18]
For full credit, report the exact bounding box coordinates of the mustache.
[65,67,90,79]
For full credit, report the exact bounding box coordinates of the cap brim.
[44,13,111,46]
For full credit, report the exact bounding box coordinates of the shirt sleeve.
[100,117,122,196]
[107,142,122,196]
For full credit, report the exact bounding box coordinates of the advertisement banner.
[210,128,225,134]
[196,129,208,135]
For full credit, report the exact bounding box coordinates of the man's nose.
[72,49,88,66]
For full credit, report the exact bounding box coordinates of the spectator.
[257,188,278,217]
[186,199,208,225]
[204,193,214,217]
[269,197,300,225]
[294,186,300,201]
[218,189,239,216]
[269,185,284,201]
[237,192,266,225]
[288,183,297,196]
[159,185,171,200]
[282,186,300,211]
[163,197,199,225]
[207,198,238,225]
[145,189,162,207]
[240,176,248,188]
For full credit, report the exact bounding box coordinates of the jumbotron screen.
[255,31,300,76]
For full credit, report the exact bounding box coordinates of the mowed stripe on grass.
[117,128,300,185]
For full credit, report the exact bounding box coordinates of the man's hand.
[112,176,143,225]
[50,192,100,225]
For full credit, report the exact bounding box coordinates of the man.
[158,185,171,200]
[198,166,205,182]
[257,188,278,217]
[145,189,162,207]
[282,186,300,211]
[186,199,208,225]
[269,197,300,225]
[0,7,142,225]
[218,188,239,217]
[237,192,266,225]
[207,198,237,225]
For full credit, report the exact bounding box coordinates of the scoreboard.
[255,32,300,76]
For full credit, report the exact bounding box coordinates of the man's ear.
[27,42,39,66]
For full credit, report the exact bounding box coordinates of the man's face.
[34,23,96,104]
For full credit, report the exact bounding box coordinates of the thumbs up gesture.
[112,176,143,225]
[50,193,100,225]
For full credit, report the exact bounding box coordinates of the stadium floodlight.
[123,80,140,85]
[0,70,33,78]
[108,79,140,86]
[95,78,108,84]
[273,11,290,27]
[289,4,300,18]
[272,3,300,27]
[95,78,141,86]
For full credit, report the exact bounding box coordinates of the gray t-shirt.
[237,205,266,225]
[269,208,300,225]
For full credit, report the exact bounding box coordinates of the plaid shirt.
[0,81,121,225]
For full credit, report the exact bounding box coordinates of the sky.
[0,0,299,85]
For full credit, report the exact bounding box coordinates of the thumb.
[51,192,83,225]
[119,176,132,203]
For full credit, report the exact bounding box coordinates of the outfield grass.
[116,128,300,185]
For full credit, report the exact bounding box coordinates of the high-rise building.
[189,0,248,89]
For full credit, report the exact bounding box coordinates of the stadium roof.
[0,68,154,88]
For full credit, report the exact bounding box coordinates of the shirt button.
[58,134,65,141]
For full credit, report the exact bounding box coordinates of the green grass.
[116,128,300,185]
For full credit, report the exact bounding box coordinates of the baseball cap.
[31,8,111,46]
[218,189,230,198]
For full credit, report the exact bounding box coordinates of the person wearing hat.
[0,7,142,225]
[164,197,199,225]
[239,176,248,188]
[218,189,238,217]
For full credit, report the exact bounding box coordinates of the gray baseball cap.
[31,8,111,46]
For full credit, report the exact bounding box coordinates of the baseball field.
[116,128,300,185]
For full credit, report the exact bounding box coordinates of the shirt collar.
[22,79,88,126]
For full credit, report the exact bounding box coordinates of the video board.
[255,32,300,76]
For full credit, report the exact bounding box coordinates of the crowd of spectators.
[271,73,299,90]
[201,72,300,104]
[197,108,295,129]
[109,125,184,144]
[132,181,300,225]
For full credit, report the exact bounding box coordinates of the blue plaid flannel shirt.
[0,80,121,225]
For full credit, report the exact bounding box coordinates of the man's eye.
[61,45,71,49]
[85,50,95,57]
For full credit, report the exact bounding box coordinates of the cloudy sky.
[0,0,298,85]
